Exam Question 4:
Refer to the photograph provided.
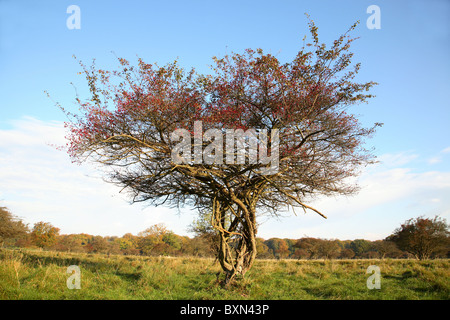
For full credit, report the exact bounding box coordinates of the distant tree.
[0,206,29,246]
[188,211,220,257]
[57,234,85,252]
[316,239,341,259]
[265,238,290,259]
[388,216,450,260]
[117,233,139,255]
[139,223,168,238]
[340,248,355,259]
[70,233,87,247]
[293,238,322,259]
[276,239,290,259]
[349,239,371,258]
[363,250,379,259]
[371,240,402,258]
[283,239,296,257]
[30,221,60,248]
[255,238,272,259]
[91,235,109,253]
[138,223,170,256]
[178,236,193,256]
[189,236,214,257]
[162,231,183,254]
[292,248,310,259]
[104,236,121,255]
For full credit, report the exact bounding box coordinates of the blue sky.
[0,0,449,240]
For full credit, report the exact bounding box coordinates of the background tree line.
[1,206,449,260]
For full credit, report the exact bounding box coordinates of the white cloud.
[428,156,442,165]
[258,154,450,240]
[1,117,449,241]
[0,117,196,237]
[377,151,419,168]
[441,146,450,154]
[425,146,450,165]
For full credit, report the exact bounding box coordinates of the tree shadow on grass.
[383,270,415,280]
[115,271,141,282]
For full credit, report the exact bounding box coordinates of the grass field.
[0,248,448,300]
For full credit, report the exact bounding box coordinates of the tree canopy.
[0,206,29,246]
[388,216,450,260]
[60,18,380,284]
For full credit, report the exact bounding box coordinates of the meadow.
[0,248,448,300]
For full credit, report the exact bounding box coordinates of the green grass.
[0,248,448,300]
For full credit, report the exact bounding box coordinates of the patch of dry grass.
[0,248,448,300]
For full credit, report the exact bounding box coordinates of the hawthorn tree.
[31,221,60,249]
[388,216,450,260]
[60,18,380,284]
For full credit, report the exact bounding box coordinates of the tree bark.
[211,195,258,286]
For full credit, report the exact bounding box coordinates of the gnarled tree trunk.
[211,194,258,285]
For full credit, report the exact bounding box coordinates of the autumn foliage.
[1,206,449,259]
[60,18,382,284]
[387,216,450,260]
[30,221,60,248]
